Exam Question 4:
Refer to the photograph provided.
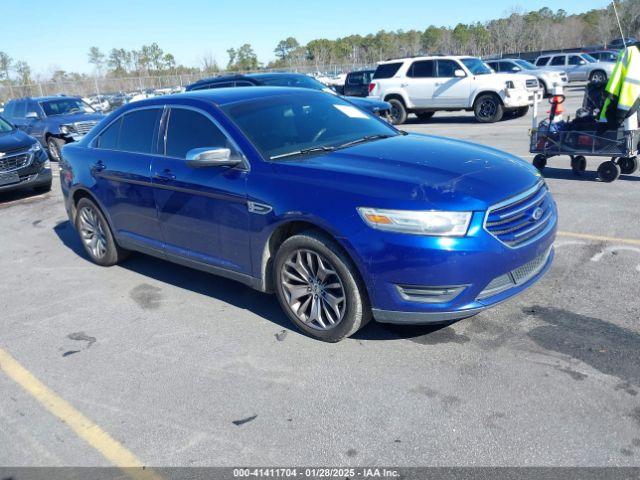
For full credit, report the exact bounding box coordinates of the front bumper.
[504,88,537,107]
[0,165,52,193]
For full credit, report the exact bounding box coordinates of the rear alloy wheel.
[617,156,639,175]
[590,70,607,84]
[274,231,370,342]
[387,98,407,125]
[75,198,129,266]
[47,137,64,162]
[597,160,621,182]
[474,94,504,123]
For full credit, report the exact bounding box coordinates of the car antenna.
[612,1,626,48]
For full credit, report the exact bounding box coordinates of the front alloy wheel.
[281,249,346,330]
[74,198,129,266]
[47,137,63,162]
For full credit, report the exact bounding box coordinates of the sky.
[3,0,611,76]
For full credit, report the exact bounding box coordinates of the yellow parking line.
[558,230,640,246]
[0,347,161,480]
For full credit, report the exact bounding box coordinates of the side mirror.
[512,66,521,72]
[580,60,587,65]
[185,147,241,168]
[454,69,466,78]
[25,111,39,120]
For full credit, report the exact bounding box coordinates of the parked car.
[3,96,103,161]
[0,114,52,194]
[608,37,638,49]
[485,59,567,96]
[368,55,539,124]
[342,69,375,97]
[587,50,619,63]
[60,87,557,342]
[534,53,614,83]
[186,73,391,119]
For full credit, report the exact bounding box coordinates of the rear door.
[151,106,251,275]
[432,59,471,107]
[403,60,437,108]
[90,107,163,249]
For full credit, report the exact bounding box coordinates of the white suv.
[368,56,539,124]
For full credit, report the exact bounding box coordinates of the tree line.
[2,1,640,89]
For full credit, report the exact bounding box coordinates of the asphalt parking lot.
[1,86,640,468]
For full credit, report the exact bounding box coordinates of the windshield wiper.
[335,134,397,150]
[270,145,335,160]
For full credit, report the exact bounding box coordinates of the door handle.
[154,169,176,182]
[400,83,409,88]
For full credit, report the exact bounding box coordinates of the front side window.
[14,101,26,119]
[3,102,15,119]
[221,91,398,160]
[118,108,161,154]
[348,72,365,85]
[437,60,463,77]
[551,56,566,66]
[165,108,231,159]
[40,98,95,116]
[0,116,14,132]
[408,60,435,78]
[568,55,583,66]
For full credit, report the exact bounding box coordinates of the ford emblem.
[532,207,544,221]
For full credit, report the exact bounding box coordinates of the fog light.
[396,284,466,303]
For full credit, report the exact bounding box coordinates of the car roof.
[377,55,474,64]
[129,86,325,107]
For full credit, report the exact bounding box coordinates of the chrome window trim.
[89,105,164,153]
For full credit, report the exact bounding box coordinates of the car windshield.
[461,58,493,75]
[221,92,398,160]
[40,98,95,116]
[258,75,330,92]
[0,116,14,132]
[515,60,537,70]
[581,54,597,63]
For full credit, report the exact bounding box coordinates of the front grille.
[74,120,98,135]
[477,248,552,300]
[0,152,32,172]
[485,182,555,248]
[526,79,539,89]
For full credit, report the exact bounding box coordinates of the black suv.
[343,69,375,97]
[0,115,52,194]
[186,72,391,118]
[3,96,103,161]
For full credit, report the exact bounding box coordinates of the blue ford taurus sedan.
[60,87,557,342]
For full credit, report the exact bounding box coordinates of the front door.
[151,106,251,275]
[432,59,471,108]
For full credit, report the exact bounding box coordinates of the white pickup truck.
[368,55,541,124]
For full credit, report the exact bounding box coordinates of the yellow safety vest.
[600,46,640,124]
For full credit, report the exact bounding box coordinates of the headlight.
[60,124,75,134]
[28,142,42,153]
[357,207,472,236]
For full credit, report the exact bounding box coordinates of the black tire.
[618,156,639,175]
[571,155,587,175]
[75,197,129,266]
[474,94,504,123]
[540,81,549,98]
[597,160,621,182]
[589,70,607,84]
[273,231,371,342]
[386,98,407,125]
[512,106,529,118]
[415,111,435,121]
[533,154,547,171]
[46,137,64,162]
[33,181,52,193]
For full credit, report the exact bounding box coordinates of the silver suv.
[486,59,568,96]
[534,53,614,83]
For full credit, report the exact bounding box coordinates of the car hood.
[0,129,35,152]
[274,134,542,211]
[48,112,104,125]
[344,96,390,112]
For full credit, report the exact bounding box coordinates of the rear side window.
[536,57,550,66]
[373,62,403,79]
[407,60,435,78]
[348,72,365,85]
[165,108,229,159]
[551,56,565,66]
[97,117,122,150]
[118,108,161,154]
[436,60,460,78]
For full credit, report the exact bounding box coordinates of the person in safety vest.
[600,43,640,126]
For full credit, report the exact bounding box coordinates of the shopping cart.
[529,91,640,182]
